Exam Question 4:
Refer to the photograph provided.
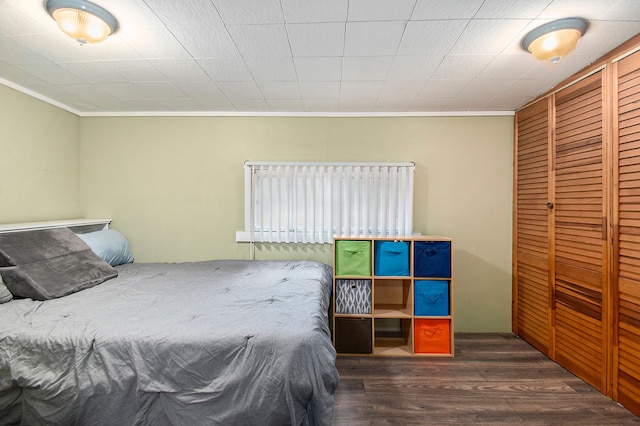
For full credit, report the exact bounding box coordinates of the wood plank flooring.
[332,333,640,425]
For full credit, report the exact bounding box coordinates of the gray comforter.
[0,260,339,426]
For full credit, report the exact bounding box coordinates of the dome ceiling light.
[521,18,589,63]
[45,0,119,45]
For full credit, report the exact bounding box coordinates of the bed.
[0,220,338,425]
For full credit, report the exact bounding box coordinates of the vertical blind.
[236,161,415,244]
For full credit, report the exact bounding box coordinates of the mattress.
[0,260,338,426]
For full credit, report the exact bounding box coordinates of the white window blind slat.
[237,161,415,244]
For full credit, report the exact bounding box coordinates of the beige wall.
[80,115,513,332]
[0,85,82,223]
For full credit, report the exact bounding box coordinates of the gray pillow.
[0,273,13,304]
[0,228,118,300]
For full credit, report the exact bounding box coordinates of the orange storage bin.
[414,319,450,354]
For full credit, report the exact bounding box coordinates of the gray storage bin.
[335,279,372,314]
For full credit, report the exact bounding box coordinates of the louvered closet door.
[553,71,607,392]
[514,98,551,355]
[615,50,640,415]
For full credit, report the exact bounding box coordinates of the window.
[236,161,414,244]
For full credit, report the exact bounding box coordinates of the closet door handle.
[546,202,554,209]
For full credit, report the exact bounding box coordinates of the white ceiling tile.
[397,20,467,57]
[431,55,494,79]
[298,82,341,99]
[15,62,87,85]
[450,20,530,55]
[373,101,411,112]
[603,0,640,21]
[57,83,114,99]
[475,0,552,19]
[281,0,348,24]
[344,22,406,56]
[122,99,169,111]
[0,38,50,65]
[0,61,48,86]
[157,98,201,111]
[342,57,393,81]
[100,83,148,99]
[348,0,417,21]
[213,0,284,24]
[1,0,639,114]
[84,98,134,112]
[576,21,640,58]
[196,58,253,81]
[230,99,270,111]
[148,59,211,82]
[124,27,191,59]
[267,99,305,111]
[58,62,128,84]
[412,0,483,19]
[287,23,345,57]
[176,82,228,101]
[339,99,376,112]
[168,25,241,59]
[133,82,187,98]
[340,81,383,99]
[216,81,264,99]
[142,0,224,28]
[387,56,440,80]
[476,55,538,80]
[246,57,297,81]
[106,60,168,82]
[303,99,339,112]
[294,57,342,81]
[537,0,619,20]
[378,81,425,101]
[227,25,291,58]
[258,82,301,99]
[0,2,46,36]
[416,80,469,99]
[192,97,236,110]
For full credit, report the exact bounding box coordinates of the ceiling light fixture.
[45,0,119,45]
[521,18,588,64]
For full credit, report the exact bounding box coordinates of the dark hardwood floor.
[332,333,640,425]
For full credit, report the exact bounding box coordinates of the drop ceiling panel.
[212,0,284,25]
[280,0,348,24]
[347,0,417,21]
[227,25,291,58]
[287,23,345,57]
[294,57,343,81]
[344,22,407,56]
[0,0,639,114]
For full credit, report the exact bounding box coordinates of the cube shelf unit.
[332,236,454,357]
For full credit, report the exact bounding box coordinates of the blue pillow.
[78,229,134,266]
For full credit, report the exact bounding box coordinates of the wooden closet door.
[513,99,552,355]
[553,71,608,392]
[614,50,640,415]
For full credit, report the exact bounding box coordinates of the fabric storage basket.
[374,240,410,276]
[335,240,371,276]
[335,279,372,314]
[414,241,451,278]
[334,318,372,354]
[414,280,450,316]
[414,319,450,354]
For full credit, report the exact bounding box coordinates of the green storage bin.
[335,240,371,276]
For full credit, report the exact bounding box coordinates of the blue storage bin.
[374,240,410,276]
[414,280,450,316]
[414,241,451,278]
